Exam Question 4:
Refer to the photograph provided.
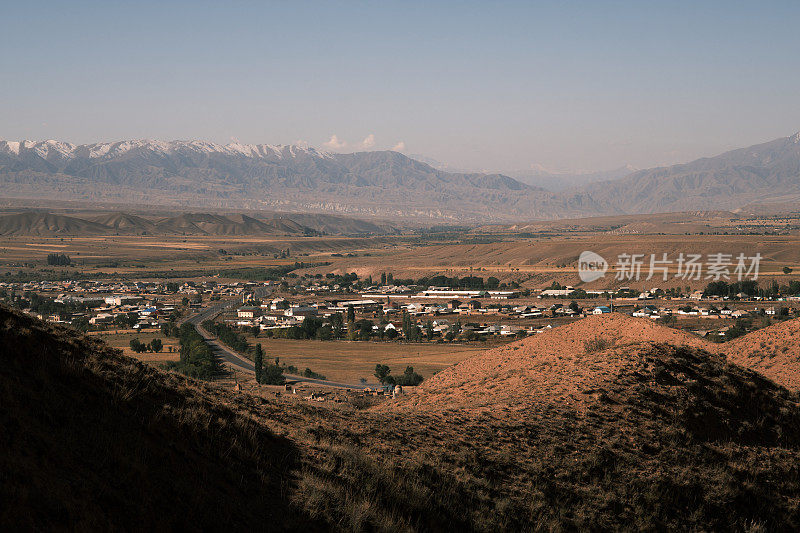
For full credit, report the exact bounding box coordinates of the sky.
[2,1,799,174]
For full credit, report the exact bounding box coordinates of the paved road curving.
[183,301,374,390]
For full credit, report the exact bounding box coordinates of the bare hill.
[0,211,110,236]
[0,210,331,236]
[397,314,713,413]
[87,212,157,233]
[722,317,800,392]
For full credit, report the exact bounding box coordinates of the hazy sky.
[2,1,799,173]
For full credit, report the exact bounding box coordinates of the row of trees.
[162,323,219,379]
[253,345,327,384]
[46,253,71,266]
[253,344,284,384]
[374,364,424,386]
[202,320,251,353]
[129,338,163,353]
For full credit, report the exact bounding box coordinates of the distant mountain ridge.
[2,132,800,222]
[0,211,396,236]
[580,132,800,213]
[0,139,605,223]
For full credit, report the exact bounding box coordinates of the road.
[183,301,373,390]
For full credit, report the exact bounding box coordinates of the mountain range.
[0,211,397,237]
[1,132,799,222]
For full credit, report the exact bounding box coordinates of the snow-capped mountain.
[0,138,598,222]
[0,139,332,161]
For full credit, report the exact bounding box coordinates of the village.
[4,272,800,344]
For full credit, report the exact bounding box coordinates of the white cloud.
[391,141,406,152]
[323,134,347,150]
[360,134,376,149]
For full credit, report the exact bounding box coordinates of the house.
[270,298,290,311]
[285,305,317,317]
[447,299,462,310]
[488,291,519,299]
[593,306,611,315]
[237,306,260,319]
[467,300,482,311]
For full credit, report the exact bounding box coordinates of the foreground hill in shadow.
[0,306,312,530]
[3,307,800,530]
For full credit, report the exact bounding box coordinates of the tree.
[165,282,179,293]
[374,364,394,385]
[346,304,356,323]
[784,266,793,274]
[254,343,264,383]
[395,366,424,386]
[380,272,387,285]
[424,320,434,340]
[149,338,163,353]
[330,313,344,338]
[129,339,147,353]
[261,363,284,385]
[486,276,500,289]
[357,319,373,340]
[46,253,71,266]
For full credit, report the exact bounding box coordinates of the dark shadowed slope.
[0,306,313,531]
[4,307,800,531]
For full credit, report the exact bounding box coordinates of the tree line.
[162,322,219,379]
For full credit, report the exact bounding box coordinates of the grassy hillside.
[3,306,800,530]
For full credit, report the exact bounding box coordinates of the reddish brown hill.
[396,314,713,414]
[722,317,800,392]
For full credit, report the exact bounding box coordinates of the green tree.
[395,366,424,386]
[254,343,264,383]
[129,339,147,353]
[149,338,163,353]
[374,364,393,385]
[330,312,344,338]
[424,319,434,340]
[261,363,284,385]
[357,319,374,340]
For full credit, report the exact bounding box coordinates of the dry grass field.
[313,233,800,290]
[242,336,487,383]
[92,330,180,364]
[0,233,394,277]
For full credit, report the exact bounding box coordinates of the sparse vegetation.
[584,335,615,352]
